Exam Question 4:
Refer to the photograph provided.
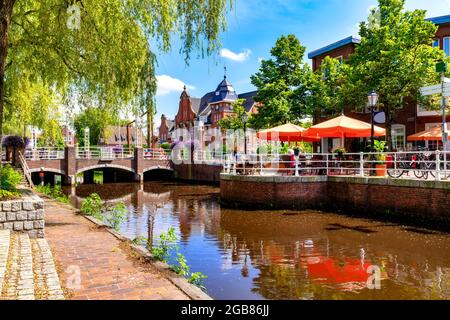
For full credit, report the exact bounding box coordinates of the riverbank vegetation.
[35,185,69,204]
[80,193,127,231]
[134,228,208,291]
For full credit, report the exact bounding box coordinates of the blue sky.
[153,0,450,128]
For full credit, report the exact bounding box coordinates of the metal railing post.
[295,156,299,177]
[360,152,364,177]
[436,150,441,181]
[326,154,329,176]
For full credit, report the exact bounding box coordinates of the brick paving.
[0,230,10,294]
[43,198,189,300]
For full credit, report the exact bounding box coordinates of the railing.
[76,147,134,160]
[18,151,34,188]
[143,148,171,160]
[222,151,450,181]
[25,147,65,161]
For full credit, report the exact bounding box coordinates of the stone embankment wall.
[220,174,450,226]
[173,163,223,183]
[0,191,45,238]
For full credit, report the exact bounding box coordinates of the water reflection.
[67,182,450,300]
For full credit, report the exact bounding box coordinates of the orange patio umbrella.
[407,127,449,141]
[302,115,386,147]
[257,123,320,142]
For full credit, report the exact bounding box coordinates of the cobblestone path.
[43,198,189,300]
[0,230,64,300]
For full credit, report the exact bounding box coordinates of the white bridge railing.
[221,150,450,181]
[25,148,65,160]
[143,148,170,160]
[76,147,134,160]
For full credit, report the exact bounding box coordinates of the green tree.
[250,35,311,129]
[307,56,350,119]
[74,106,111,146]
[347,0,447,149]
[217,99,248,130]
[0,0,232,148]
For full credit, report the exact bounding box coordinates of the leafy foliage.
[218,99,249,130]
[80,193,103,219]
[36,184,69,203]
[0,165,22,191]
[0,189,20,200]
[102,203,128,231]
[346,0,448,149]
[1,0,233,149]
[150,227,208,291]
[250,35,311,129]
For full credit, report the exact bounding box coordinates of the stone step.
[0,230,11,295]
[1,232,35,300]
[31,239,64,300]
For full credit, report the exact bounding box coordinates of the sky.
[153,0,450,129]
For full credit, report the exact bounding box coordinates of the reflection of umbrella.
[303,115,386,139]
[407,127,449,141]
[306,256,372,285]
[257,123,319,142]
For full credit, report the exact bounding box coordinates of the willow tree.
[0,0,232,145]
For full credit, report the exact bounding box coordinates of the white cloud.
[156,75,195,96]
[220,48,252,62]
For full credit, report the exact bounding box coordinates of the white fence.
[76,147,134,160]
[143,148,170,160]
[25,148,65,160]
[222,150,450,181]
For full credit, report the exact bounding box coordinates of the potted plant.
[373,140,387,177]
[334,147,346,160]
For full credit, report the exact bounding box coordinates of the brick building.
[308,14,450,152]
[173,75,259,139]
[158,114,174,144]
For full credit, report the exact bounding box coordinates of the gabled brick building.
[173,75,260,137]
[308,14,450,152]
[158,114,174,144]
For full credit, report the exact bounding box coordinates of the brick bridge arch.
[25,147,172,185]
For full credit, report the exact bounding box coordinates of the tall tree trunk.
[0,0,15,152]
[147,108,153,148]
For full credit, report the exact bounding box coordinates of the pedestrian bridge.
[21,147,172,185]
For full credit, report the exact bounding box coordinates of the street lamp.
[368,90,379,176]
[241,112,249,155]
[368,90,379,153]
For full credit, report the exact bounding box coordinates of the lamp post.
[241,112,249,156]
[368,91,379,176]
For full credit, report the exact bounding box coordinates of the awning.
[257,123,319,142]
[407,127,449,141]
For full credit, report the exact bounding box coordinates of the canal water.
[68,181,450,300]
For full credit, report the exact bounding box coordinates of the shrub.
[102,202,127,231]
[0,165,22,191]
[80,193,102,219]
[0,189,20,200]
[36,184,69,203]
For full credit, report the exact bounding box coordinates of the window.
[444,37,450,56]
[432,39,440,48]
[392,125,406,151]
[336,56,344,65]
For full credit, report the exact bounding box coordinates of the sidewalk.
[43,199,189,300]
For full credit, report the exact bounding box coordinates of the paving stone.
[11,202,21,212]
[13,222,24,231]
[0,212,6,222]
[34,220,45,229]
[2,202,11,212]
[7,212,16,221]
[22,202,34,211]
[15,212,27,221]
[24,221,34,231]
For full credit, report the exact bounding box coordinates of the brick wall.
[220,174,450,225]
[0,191,45,238]
[173,164,223,183]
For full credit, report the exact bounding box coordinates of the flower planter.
[375,164,387,177]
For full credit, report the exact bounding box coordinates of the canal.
[67,181,450,300]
